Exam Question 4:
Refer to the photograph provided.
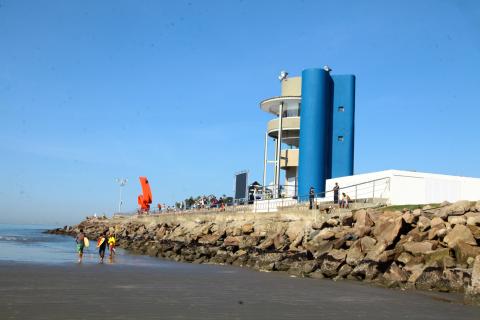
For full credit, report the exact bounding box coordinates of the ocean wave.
[0,235,61,243]
[0,235,31,242]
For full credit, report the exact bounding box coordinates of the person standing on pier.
[309,186,315,210]
[333,183,340,205]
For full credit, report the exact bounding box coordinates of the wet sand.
[0,260,479,320]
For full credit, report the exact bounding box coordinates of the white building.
[325,170,480,205]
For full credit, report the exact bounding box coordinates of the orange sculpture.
[137,176,152,212]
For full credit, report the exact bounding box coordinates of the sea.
[0,223,161,266]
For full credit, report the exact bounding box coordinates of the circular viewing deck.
[260,96,301,116]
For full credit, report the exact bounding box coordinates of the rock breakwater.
[49,200,480,304]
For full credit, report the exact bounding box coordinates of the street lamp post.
[116,178,128,213]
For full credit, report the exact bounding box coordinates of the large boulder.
[135,225,147,236]
[288,260,318,277]
[417,216,431,232]
[230,226,243,237]
[326,218,339,227]
[239,236,260,249]
[403,254,425,269]
[352,226,372,238]
[272,233,288,250]
[403,241,434,256]
[336,211,354,227]
[412,208,423,217]
[430,217,445,228]
[448,216,466,226]
[255,253,285,271]
[346,240,364,266]
[223,236,243,247]
[198,234,222,245]
[155,225,168,239]
[273,257,296,272]
[241,223,254,234]
[360,236,377,252]
[285,221,305,241]
[427,225,446,240]
[289,232,304,251]
[320,249,346,278]
[467,215,480,227]
[415,267,450,291]
[465,255,480,304]
[407,264,426,285]
[453,241,480,265]
[442,268,471,292]
[191,222,213,238]
[373,214,404,246]
[443,224,477,248]
[350,261,380,281]
[397,251,414,265]
[354,209,374,228]
[436,200,472,219]
[146,244,160,257]
[257,237,274,250]
[339,211,354,226]
[337,264,353,278]
[316,228,336,240]
[406,228,428,242]
[365,240,389,263]
[424,248,452,267]
[475,200,480,212]
[401,211,415,224]
[305,240,334,259]
[468,225,480,240]
[383,262,409,285]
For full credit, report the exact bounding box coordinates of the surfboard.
[83,237,90,248]
[97,237,105,248]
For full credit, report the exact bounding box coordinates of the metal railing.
[112,177,391,217]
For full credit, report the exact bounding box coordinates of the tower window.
[338,106,345,112]
[338,136,344,142]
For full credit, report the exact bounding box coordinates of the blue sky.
[1,0,479,225]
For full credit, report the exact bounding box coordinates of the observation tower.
[259,67,356,199]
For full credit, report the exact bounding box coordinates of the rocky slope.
[49,200,480,304]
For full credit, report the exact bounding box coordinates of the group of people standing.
[308,182,351,210]
[75,229,116,263]
[197,195,226,210]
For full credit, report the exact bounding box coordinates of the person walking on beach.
[309,186,315,210]
[333,182,340,205]
[75,229,85,263]
[108,233,116,260]
[97,231,108,263]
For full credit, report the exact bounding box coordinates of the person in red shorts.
[108,233,116,261]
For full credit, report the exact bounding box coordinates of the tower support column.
[275,102,284,198]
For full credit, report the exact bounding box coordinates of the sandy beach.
[0,260,479,320]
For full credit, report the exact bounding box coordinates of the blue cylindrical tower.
[331,75,356,178]
[298,68,333,198]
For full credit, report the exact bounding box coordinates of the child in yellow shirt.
[108,234,116,259]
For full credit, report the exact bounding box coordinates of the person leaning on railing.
[340,192,351,208]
